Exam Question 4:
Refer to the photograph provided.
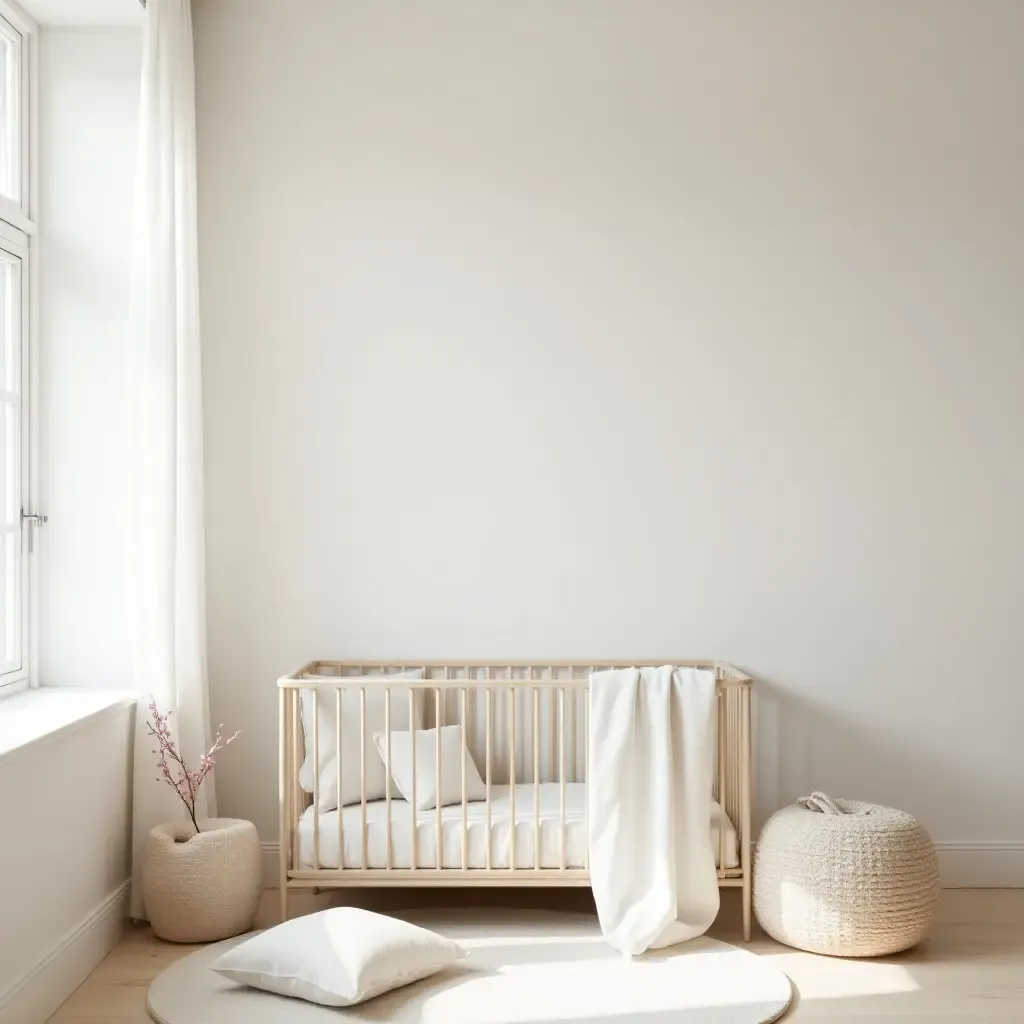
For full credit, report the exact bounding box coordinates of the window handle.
[20,507,47,526]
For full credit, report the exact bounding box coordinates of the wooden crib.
[278,661,753,939]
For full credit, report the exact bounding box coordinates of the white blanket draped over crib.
[588,666,720,956]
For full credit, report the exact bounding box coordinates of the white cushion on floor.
[211,907,467,1007]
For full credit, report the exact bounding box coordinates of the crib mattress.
[297,783,740,871]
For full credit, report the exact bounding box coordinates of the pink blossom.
[146,700,240,835]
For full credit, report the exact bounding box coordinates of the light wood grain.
[47,890,1024,1023]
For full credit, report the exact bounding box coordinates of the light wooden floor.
[48,890,1024,1023]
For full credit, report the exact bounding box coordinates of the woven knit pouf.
[143,818,262,943]
[754,792,940,957]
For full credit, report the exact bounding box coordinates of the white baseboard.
[0,880,129,1024]
[935,842,1024,888]
[262,842,280,889]
[264,840,1024,889]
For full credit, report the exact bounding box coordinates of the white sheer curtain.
[128,0,215,920]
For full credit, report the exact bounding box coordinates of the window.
[0,16,21,204]
[0,0,33,694]
[0,226,27,686]
[0,3,29,226]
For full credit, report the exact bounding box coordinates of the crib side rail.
[278,662,751,884]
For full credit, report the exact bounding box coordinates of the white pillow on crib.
[211,907,467,1007]
[374,724,487,811]
[299,669,424,811]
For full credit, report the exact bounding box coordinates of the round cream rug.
[148,908,793,1024]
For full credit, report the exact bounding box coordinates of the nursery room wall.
[195,0,1024,884]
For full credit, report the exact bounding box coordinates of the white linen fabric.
[374,725,486,810]
[297,785,740,872]
[127,0,214,921]
[588,666,720,956]
[211,907,467,1007]
[299,670,424,811]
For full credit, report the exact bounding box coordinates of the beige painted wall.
[0,702,134,1020]
[194,1,1024,878]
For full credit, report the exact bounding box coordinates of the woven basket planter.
[143,817,262,943]
[754,793,939,957]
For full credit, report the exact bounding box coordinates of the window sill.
[0,687,136,763]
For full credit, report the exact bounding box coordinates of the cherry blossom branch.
[146,700,240,835]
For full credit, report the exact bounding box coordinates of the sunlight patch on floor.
[418,939,792,1024]
[760,952,920,1000]
[460,934,607,949]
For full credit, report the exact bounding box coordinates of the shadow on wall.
[753,678,986,843]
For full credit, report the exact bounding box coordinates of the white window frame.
[0,0,33,233]
[0,0,36,697]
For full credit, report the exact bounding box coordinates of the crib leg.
[743,878,752,941]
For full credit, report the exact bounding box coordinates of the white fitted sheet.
[297,783,740,871]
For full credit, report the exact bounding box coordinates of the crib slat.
[312,690,320,871]
[569,688,577,784]
[410,689,417,871]
[385,688,392,871]
[533,687,541,870]
[292,690,301,871]
[559,687,566,871]
[485,686,492,870]
[521,668,529,793]
[741,684,752,941]
[336,691,343,870]
[509,687,516,871]
[360,687,367,870]
[466,680,474,770]
[731,685,738,867]
[549,687,557,788]
[279,687,289,915]
[717,688,726,879]
[461,687,468,870]
[583,685,589,871]
[435,687,442,870]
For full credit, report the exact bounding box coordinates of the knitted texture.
[753,794,939,957]
[143,818,262,943]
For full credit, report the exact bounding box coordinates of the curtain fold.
[128,0,214,921]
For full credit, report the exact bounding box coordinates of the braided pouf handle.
[797,791,846,815]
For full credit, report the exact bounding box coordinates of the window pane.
[1,529,14,669]
[3,401,15,526]
[0,20,20,204]
[0,253,20,676]
[0,248,8,391]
